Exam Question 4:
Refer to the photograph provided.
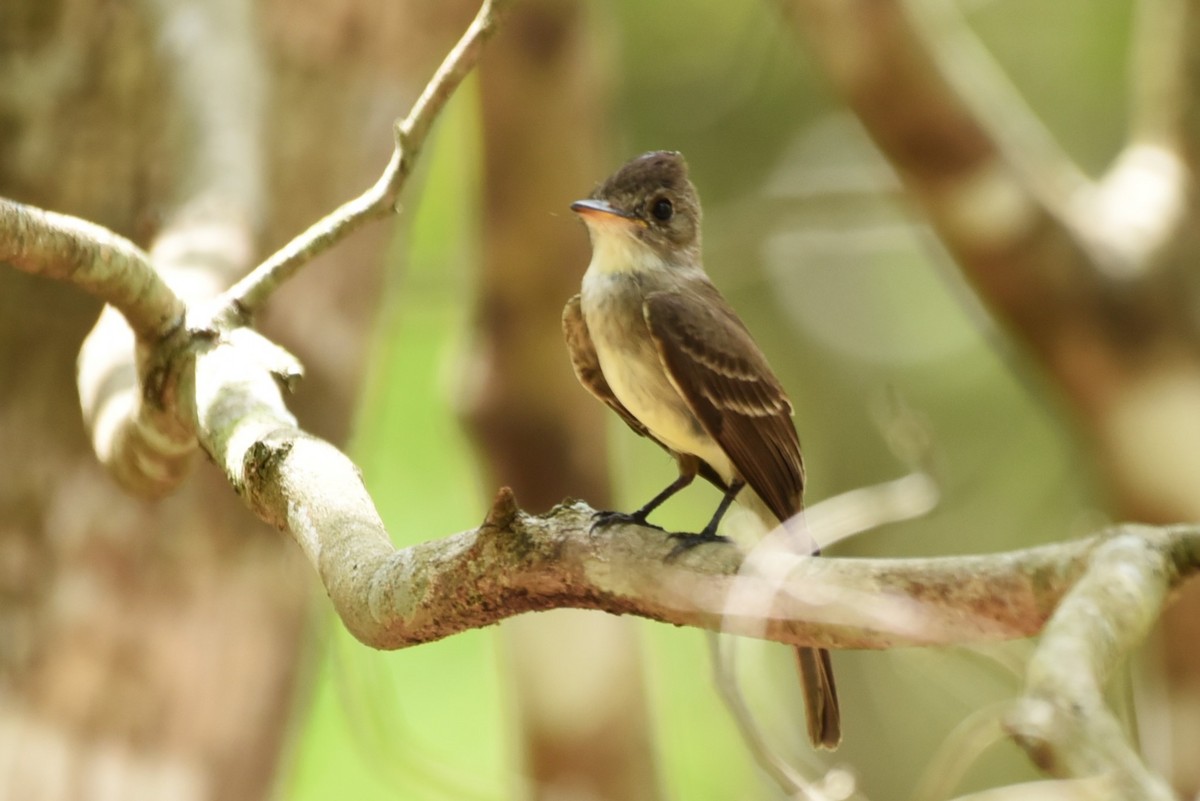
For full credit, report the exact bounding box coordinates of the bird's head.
[571,151,702,274]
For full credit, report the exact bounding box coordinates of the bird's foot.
[665,528,732,561]
[591,510,664,533]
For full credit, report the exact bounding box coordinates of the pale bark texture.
[462,3,663,798]
[0,1,467,798]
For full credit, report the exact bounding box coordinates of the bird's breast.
[580,273,733,480]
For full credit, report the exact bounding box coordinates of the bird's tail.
[732,493,842,750]
[796,642,841,750]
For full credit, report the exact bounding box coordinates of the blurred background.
[4,0,1189,799]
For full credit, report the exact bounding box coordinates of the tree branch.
[214,0,515,321]
[196,334,1200,652]
[9,3,1198,794]
[0,196,205,496]
[1005,532,1179,800]
[0,198,184,340]
[780,0,1090,259]
[778,0,1165,336]
[190,330,1196,791]
[0,0,510,497]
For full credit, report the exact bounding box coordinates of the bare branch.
[780,0,1090,263]
[185,325,1198,789]
[146,303,1200,796]
[0,198,184,340]
[191,330,1200,651]
[216,0,515,320]
[900,0,1094,222]
[0,199,199,496]
[34,0,508,497]
[1005,533,1178,800]
[77,307,201,496]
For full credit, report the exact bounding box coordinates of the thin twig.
[215,0,514,320]
[707,633,831,801]
[912,702,1013,801]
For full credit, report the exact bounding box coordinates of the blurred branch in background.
[0,0,312,794]
[781,0,1200,792]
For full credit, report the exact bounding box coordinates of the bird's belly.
[583,290,733,480]
[604,354,698,450]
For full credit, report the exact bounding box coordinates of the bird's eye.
[650,197,674,222]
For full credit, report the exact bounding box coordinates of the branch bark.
[193,343,1200,651]
[15,0,513,500]
[0,198,183,340]
[1006,533,1177,800]
[191,333,1197,796]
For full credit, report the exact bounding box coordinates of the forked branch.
[214,0,515,321]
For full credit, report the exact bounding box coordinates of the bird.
[562,150,840,750]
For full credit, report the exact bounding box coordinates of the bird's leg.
[666,479,744,560]
[591,471,695,532]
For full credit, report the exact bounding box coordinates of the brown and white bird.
[562,151,840,750]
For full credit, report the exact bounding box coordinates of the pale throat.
[581,225,670,278]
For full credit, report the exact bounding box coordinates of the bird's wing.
[563,294,661,444]
[643,286,804,521]
[564,293,732,491]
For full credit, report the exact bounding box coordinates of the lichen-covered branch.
[190,344,1200,791]
[0,198,184,340]
[192,347,1200,653]
[191,344,1198,790]
[0,197,204,496]
[215,0,515,321]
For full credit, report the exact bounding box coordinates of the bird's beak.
[570,199,642,228]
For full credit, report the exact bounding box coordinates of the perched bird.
[562,150,840,750]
